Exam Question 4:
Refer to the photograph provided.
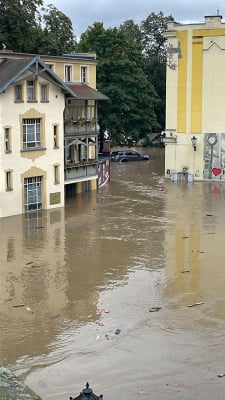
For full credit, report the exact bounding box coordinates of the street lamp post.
[69,382,103,400]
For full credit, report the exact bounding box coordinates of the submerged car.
[111,150,150,162]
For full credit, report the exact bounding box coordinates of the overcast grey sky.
[48,0,225,38]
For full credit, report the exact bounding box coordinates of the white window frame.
[22,118,41,149]
[54,165,60,184]
[24,176,42,212]
[27,80,36,101]
[5,170,13,191]
[53,125,59,148]
[65,65,72,82]
[4,127,11,153]
[15,83,23,101]
[80,66,88,83]
[40,83,48,102]
[46,63,54,71]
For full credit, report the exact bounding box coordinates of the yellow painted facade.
[164,15,225,182]
[45,57,97,88]
[177,31,188,133]
[191,37,203,133]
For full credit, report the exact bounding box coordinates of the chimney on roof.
[205,15,222,25]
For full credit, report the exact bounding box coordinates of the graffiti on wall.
[203,133,225,180]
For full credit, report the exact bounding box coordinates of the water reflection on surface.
[1,148,225,399]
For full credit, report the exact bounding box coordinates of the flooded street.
[1,147,225,399]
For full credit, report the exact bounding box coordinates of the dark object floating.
[115,329,121,335]
[70,382,103,400]
[149,307,162,312]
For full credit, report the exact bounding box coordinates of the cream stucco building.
[164,15,225,182]
[0,52,108,218]
[0,56,76,218]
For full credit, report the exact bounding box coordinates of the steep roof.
[67,83,108,100]
[0,55,76,97]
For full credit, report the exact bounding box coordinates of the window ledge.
[53,146,60,149]
[41,100,49,103]
[21,147,46,152]
[6,188,13,192]
[54,181,60,185]
[14,100,24,103]
[27,100,38,103]
[5,150,12,154]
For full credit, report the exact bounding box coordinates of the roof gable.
[0,56,76,97]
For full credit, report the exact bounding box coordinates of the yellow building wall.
[191,37,203,133]
[164,18,225,181]
[177,31,188,133]
[43,57,97,88]
[191,28,225,134]
[202,38,225,133]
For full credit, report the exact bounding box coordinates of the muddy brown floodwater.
[1,147,225,400]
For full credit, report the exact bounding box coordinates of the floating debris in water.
[187,302,204,307]
[96,320,104,326]
[217,373,225,378]
[50,314,60,319]
[149,307,162,312]
[115,329,121,335]
[13,304,24,308]
[138,389,150,394]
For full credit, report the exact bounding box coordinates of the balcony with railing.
[64,158,98,182]
[64,117,99,137]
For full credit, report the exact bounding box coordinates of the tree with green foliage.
[119,19,143,47]
[0,0,76,55]
[140,12,173,62]
[0,0,43,52]
[140,12,174,130]
[77,23,160,146]
[41,4,76,55]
